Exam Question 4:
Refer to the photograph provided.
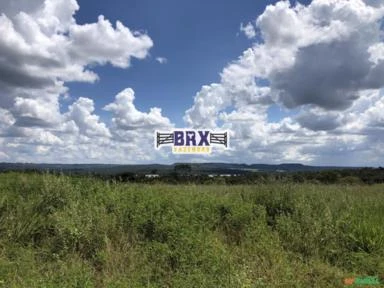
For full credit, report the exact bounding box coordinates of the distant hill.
[0,162,362,175]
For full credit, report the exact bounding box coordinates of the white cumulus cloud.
[240,22,256,39]
[184,0,384,166]
[0,0,153,127]
[156,57,168,64]
[104,88,173,131]
[0,0,175,163]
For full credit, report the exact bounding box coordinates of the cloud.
[258,0,384,110]
[363,0,383,7]
[156,57,168,64]
[0,0,174,163]
[69,16,153,68]
[2,0,384,166]
[12,97,62,128]
[104,88,173,131]
[184,0,384,165]
[0,88,175,163]
[64,97,111,138]
[186,0,384,125]
[0,0,153,128]
[184,84,231,128]
[240,22,256,39]
[295,108,342,131]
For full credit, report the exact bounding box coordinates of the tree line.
[106,166,384,185]
[2,165,384,185]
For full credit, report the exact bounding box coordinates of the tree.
[174,164,192,176]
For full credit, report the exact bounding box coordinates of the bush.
[0,173,383,287]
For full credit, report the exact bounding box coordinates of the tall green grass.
[0,172,383,287]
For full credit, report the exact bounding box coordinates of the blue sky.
[68,0,309,126]
[0,0,384,165]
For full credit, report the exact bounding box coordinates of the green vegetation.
[0,172,383,287]
[106,166,384,185]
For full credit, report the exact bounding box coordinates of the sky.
[0,0,384,166]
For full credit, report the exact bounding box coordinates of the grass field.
[0,173,383,287]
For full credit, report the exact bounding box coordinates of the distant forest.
[3,164,384,185]
[107,166,384,185]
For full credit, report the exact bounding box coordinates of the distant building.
[145,174,159,178]
[208,174,239,178]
